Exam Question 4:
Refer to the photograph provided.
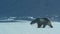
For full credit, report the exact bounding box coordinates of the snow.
[0,21,60,34]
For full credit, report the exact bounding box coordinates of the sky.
[0,0,60,17]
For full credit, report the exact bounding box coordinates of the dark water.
[0,0,60,22]
[0,0,60,17]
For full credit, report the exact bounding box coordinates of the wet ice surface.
[0,21,60,34]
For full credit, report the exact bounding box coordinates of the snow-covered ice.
[0,21,60,34]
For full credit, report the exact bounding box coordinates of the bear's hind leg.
[37,24,42,28]
[43,24,47,28]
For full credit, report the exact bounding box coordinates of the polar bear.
[30,18,53,28]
